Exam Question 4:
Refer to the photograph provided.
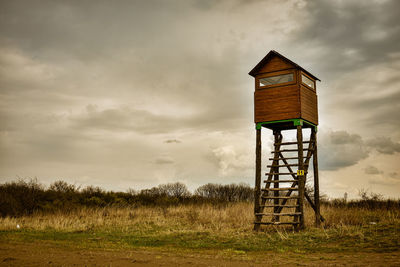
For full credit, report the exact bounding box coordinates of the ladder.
[254,127,322,230]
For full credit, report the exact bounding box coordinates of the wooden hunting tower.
[250,50,323,230]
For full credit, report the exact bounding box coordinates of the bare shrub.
[194,183,253,202]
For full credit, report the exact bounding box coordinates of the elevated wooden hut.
[249,50,323,230]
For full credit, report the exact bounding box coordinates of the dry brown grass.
[1,202,399,233]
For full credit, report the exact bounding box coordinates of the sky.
[0,0,399,198]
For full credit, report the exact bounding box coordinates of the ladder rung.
[261,205,299,208]
[254,222,299,225]
[271,149,313,153]
[264,180,298,183]
[269,157,299,160]
[255,213,302,216]
[266,172,307,175]
[261,196,299,199]
[262,188,298,191]
[274,141,310,146]
[267,163,308,168]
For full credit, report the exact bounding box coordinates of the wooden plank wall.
[300,85,318,125]
[254,85,300,123]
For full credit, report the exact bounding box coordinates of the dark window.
[259,73,294,87]
[301,74,315,89]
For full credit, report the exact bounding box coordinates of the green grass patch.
[1,223,399,254]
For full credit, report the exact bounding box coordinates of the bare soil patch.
[1,241,400,266]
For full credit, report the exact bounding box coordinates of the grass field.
[1,202,399,260]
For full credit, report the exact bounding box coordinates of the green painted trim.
[302,120,318,132]
[293,119,303,126]
[255,119,318,131]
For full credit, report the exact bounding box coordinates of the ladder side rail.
[273,131,282,222]
[296,125,305,230]
[264,133,283,189]
[257,132,283,226]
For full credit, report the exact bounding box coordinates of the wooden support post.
[254,128,262,231]
[273,131,281,222]
[305,190,325,222]
[296,125,305,230]
[312,128,321,226]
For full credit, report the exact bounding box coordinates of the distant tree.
[126,188,137,196]
[195,183,219,199]
[358,188,383,201]
[194,183,253,202]
[159,182,191,198]
[49,180,78,193]
[82,185,104,196]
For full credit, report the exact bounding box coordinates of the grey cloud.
[319,130,400,171]
[363,164,400,187]
[330,131,363,145]
[69,104,249,135]
[353,85,400,110]
[357,90,400,130]
[365,137,400,155]
[164,139,181,144]
[294,0,400,75]
[70,106,178,134]
[369,177,400,186]
[0,0,187,61]
[319,130,369,171]
[155,156,174,165]
[327,60,400,132]
[364,165,383,175]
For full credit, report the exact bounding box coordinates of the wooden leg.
[257,132,283,226]
[312,128,321,227]
[296,125,305,230]
[273,131,281,222]
[254,128,262,231]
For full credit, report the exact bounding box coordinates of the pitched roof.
[248,50,321,81]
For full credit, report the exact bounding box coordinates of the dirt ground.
[1,242,400,267]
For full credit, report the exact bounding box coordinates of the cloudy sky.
[1,0,399,198]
